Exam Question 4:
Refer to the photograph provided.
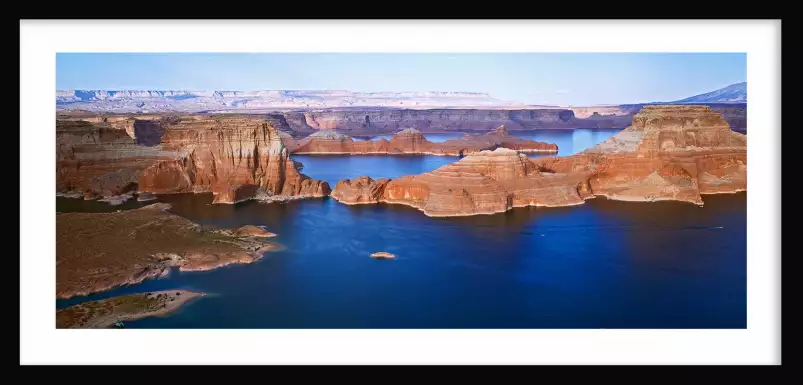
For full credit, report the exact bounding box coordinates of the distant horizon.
[56,53,746,106]
[55,83,746,108]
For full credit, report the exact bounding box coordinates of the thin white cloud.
[554,90,570,95]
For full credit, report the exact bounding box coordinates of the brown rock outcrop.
[370,252,396,260]
[331,106,746,216]
[56,115,330,204]
[56,119,168,197]
[539,105,747,204]
[228,225,277,238]
[291,126,558,156]
[57,290,205,329]
[56,203,281,299]
[331,176,392,204]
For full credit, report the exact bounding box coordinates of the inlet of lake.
[56,129,746,328]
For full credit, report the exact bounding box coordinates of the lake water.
[361,129,619,156]
[56,129,746,328]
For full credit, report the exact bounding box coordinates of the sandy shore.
[56,290,205,328]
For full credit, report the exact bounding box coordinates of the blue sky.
[56,53,745,105]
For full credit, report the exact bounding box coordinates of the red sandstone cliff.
[330,106,746,217]
[296,106,745,135]
[57,116,330,204]
[290,126,558,156]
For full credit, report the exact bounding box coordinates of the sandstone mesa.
[57,115,331,204]
[56,89,747,134]
[289,125,557,156]
[330,105,747,217]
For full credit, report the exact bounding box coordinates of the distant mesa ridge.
[55,83,747,133]
[56,83,747,111]
[56,89,503,108]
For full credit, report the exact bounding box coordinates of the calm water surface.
[365,128,619,157]
[56,129,745,328]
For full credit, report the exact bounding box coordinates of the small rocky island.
[56,290,204,328]
[370,252,397,260]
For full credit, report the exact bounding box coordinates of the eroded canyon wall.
[295,105,746,136]
[57,115,330,203]
[289,125,558,156]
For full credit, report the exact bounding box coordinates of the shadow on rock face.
[134,120,165,146]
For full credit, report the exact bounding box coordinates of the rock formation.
[370,252,396,260]
[330,106,746,217]
[331,176,392,204]
[227,225,277,238]
[296,106,745,135]
[56,115,331,204]
[57,290,205,329]
[534,105,746,204]
[56,88,748,134]
[56,203,282,299]
[290,126,558,156]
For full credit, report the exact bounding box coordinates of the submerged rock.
[136,191,158,202]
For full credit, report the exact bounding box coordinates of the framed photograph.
[20,19,781,365]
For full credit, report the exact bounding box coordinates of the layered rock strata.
[290,126,557,156]
[299,105,746,135]
[56,115,330,204]
[330,106,746,217]
[57,103,747,137]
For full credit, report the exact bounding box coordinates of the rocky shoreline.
[287,126,558,157]
[56,290,205,328]
[330,106,747,217]
[56,202,283,299]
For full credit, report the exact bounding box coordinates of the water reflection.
[56,192,746,328]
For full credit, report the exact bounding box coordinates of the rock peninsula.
[56,202,282,299]
[330,105,747,217]
[289,125,557,156]
[56,290,204,328]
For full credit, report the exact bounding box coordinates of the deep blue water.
[56,129,746,328]
[514,129,618,157]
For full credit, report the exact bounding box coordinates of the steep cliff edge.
[297,106,745,135]
[56,115,330,203]
[330,105,746,217]
[290,126,558,156]
[302,108,584,134]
